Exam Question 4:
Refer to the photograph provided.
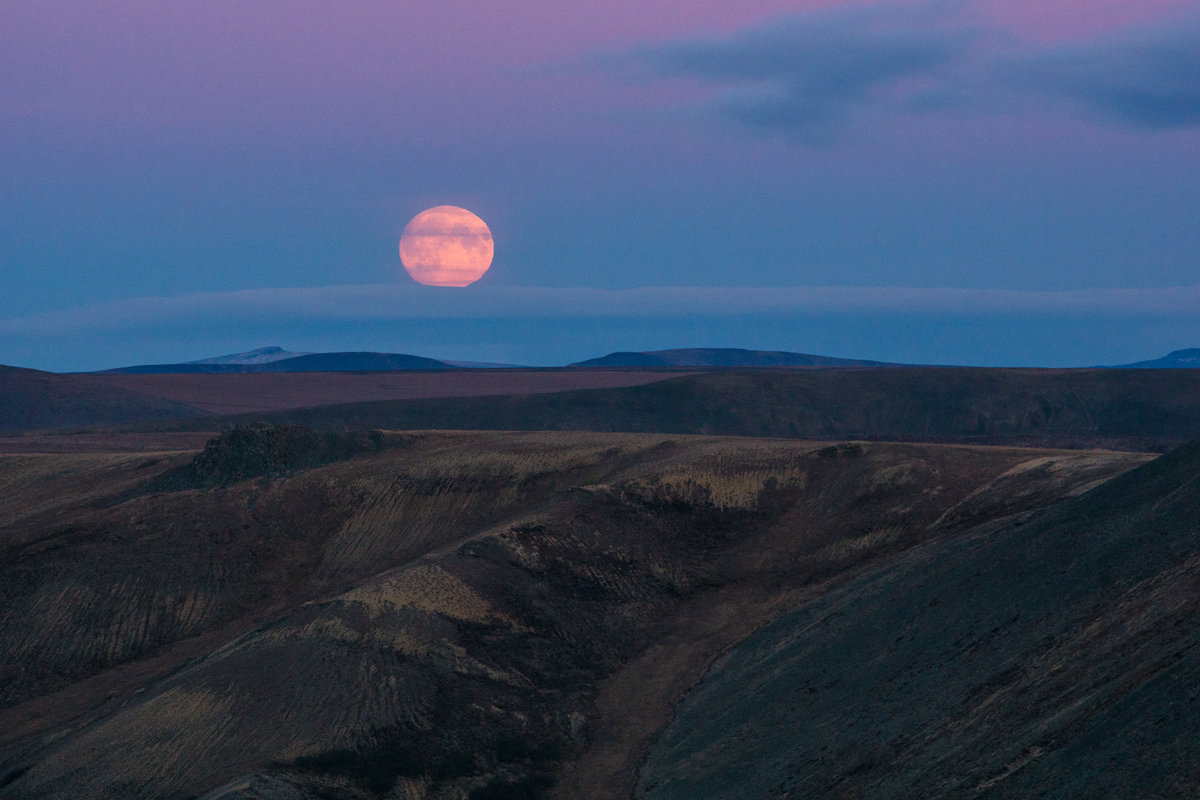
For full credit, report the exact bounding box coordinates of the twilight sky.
[2,0,1198,370]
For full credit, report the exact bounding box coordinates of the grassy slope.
[0,430,1147,799]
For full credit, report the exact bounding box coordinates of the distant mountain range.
[96,350,457,374]
[185,347,521,370]
[570,348,892,368]
[1111,348,1200,369]
[93,346,893,373]
[188,346,311,365]
[86,345,1200,374]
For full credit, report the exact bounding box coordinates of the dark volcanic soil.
[639,439,1200,800]
[0,427,1161,799]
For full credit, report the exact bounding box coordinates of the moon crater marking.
[399,205,494,287]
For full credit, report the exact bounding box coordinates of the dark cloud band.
[610,2,1200,140]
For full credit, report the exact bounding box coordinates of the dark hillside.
[86,369,677,416]
[170,367,1200,451]
[0,430,1145,799]
[0,365,208,433]
[640,437,1200,800]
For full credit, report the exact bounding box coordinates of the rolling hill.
[96,345,890,374]
[0,365,208,433]
[187,346,311,365]
[1112,347,1200,368]
[0,425,1158,799]
[84,369,679,416]
[570,347,892,368]
[161,367,1200,452]
[11,365,1200,452]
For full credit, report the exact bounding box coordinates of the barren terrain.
[11,366,1200,453]
[3,424,1181,799]
[157,367,1200,453]
[0,365,207,433]
[3,365,1199,799]
[90,369,681,414]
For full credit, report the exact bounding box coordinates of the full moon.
[399,205,494,287]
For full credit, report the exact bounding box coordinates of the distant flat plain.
[89,368,682,414]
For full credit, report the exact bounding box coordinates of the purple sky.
[2,0,1198,369]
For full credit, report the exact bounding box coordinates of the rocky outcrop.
[154,424,391,488]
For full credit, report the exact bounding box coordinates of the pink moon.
[398,205,494,287]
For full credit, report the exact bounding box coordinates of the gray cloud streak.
[612,2,1200,140]
[619,2,983,142]
[1003,20,1200,129]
